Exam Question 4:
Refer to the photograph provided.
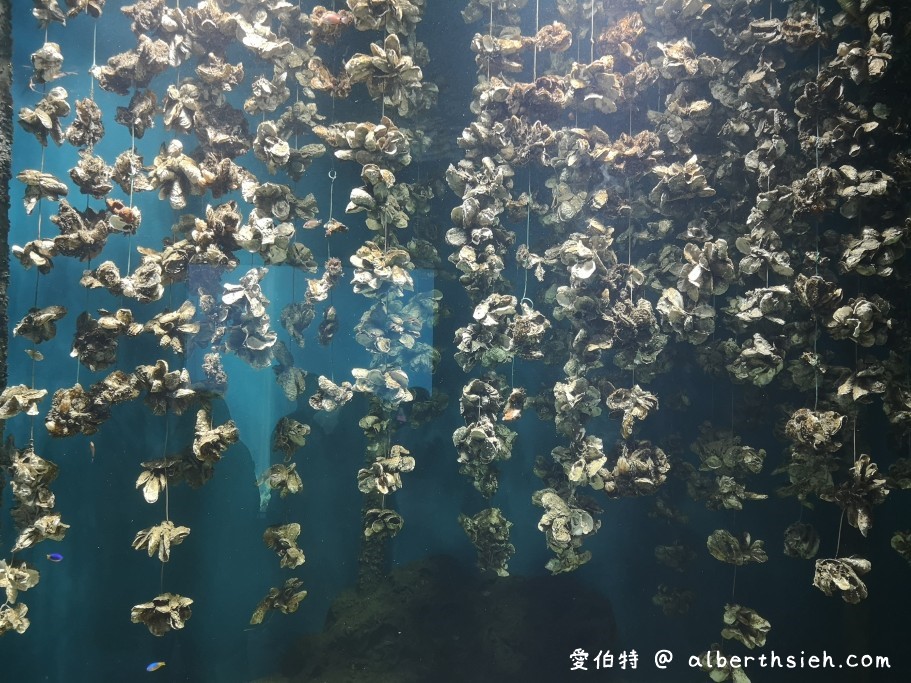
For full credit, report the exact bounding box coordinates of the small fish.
[324,218,348,237]
[396,408,407,424]
[303,219,321,229]
[47,553,64,563]
[89,441,95,462]
[25,349,44,361]
[146,662,166,672]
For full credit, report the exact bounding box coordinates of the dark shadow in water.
[279,554,618,683]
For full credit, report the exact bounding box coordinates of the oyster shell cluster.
[4,0,911,660]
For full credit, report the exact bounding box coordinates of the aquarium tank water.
[1,1,911,682]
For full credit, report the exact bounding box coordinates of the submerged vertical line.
[160,409,171,594]
[126,124,137,276]
[512,171,533,389]
[626,174,633,307]
[589,3,595,63]
[813,1,821,410]
[36,146,46,239]
[89,21,97,100]
[520,172,531,303]
[326,169,336,261]
[834,509,845,558]
[486,1,493,82]
[533,0,539,81]
[853,341,858,465]
[28,83,51,427]
[326,167,337,381]
[292,84,301,302]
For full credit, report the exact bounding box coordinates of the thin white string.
[487,1,493,81]
[327,170,336,260]
[512,172,534,389]
[590,2,595,63]
[29,79,49,442]
[521,172,531,303]
[834,509,845,558]
[813,0,821,410]
[160,411,171,593]
[626,176,634,306]
[533,0,539,80]
[126,124,137,276]
[89,22,97,101]
[36,147,46,240]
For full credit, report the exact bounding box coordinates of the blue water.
[3,1,911,682]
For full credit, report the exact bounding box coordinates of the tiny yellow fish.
[25,349,44,361]
[146,662,166,672]
[324,218,348,237]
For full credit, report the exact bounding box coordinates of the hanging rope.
[326,168,337,382]
[125,122,137,277]
[520,172,532,305]
[487,1,493,81]
[533,0,539,81]
[89,21,97,101]
[29,61,50,442]
[160,410,171,594]
[834,509,845,558]
[589,2,596,63]
[326,169,337,260]
[511,172,534,389]
[813,0,821,410]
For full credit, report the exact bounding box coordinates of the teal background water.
[2,2,911,682]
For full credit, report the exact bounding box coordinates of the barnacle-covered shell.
[357,445,415,494]
[13,306,67,344]
[193,405,238,465]
[345,34,425,116]
[812,556,871,603]
[18,86,70,147]
[309,376,354,412]
[364,508,404,539]
[0,560,40,605]
[250,578,307,626]
[131,593,193,636]
[721,604,770,650]
[707,530,768,566]
[258,463,303,498]
[0,603,30,636]
[0,386,48,420]
[65,98,104,148]
[115,90,158,139]
[459,507,515,577]
[263,523,305,569]
[272,417,310,461]
[132,521,191,563]
[17,170,68,215]
[605,385,658,439]
[69,150,113,198]
[783,522,820,559]
[820,455,889,537]
[30,42,65,86]
[532,487,601,574]
[134,360,196,416]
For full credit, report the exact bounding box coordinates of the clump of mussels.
[3,0,911,669]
